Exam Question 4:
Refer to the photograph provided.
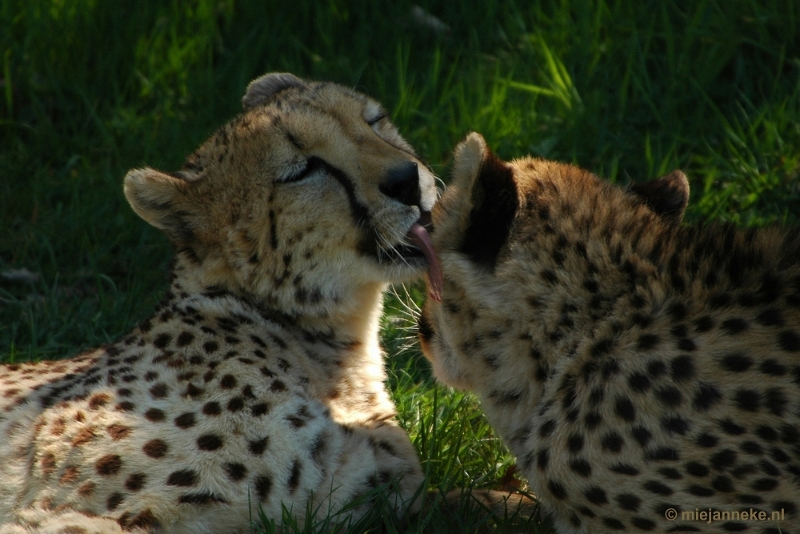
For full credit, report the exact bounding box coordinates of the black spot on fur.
[227,397,244,412]
[153,333,172,349]
[584,486,608,505]
[646,360,667,378]
[610,463,639,476]
[709,449,738,470]
[224,463,247,481]
[548,480,568,499]
[577,506,595,518]
[719,419,746,435]
[709,293,732,309]
[567,433,584,453]
[755,426,778,443]
[719,353,753,372]
[734,389,761,412]
[584,411,603,430]
[631,517,656,530]
[693,383,723,411]
[662,416,691,435]
[659,468,682,480]
[287,460,302,493]
[647,447,679,461]
[670,326,687,340]
[655,385,683,408]
[251,403,269,416]
[602,517,625,530]
[637,334,660,351]
[167,470,198,486]
[249,437,269,455]
[601,432,624,453]
[643,480,673,496]
[614,397,636,422]
[759,359,788,376]
[539,419,556,438]
[541,269,559,284]
[632,426,652,447]
[696,433,719,448]
[178,491,228,505]
[670,355,695,382]
[694,315,715,332]
[711,476,736,493]
[756,308,785,327]
[740,441,763,455]
[570,458,592,477]
[686,462,709,477]
[591,338,614,358]
[614,493,642,512]
[779,330,800,352]
[197,434,223,451]
[584,279,599,293]
[176,331,194,347]
[687,485,714,497]
[536,448,549,471]
[174,412,196,428]
[255,475,272,501]
[765,388,788,416]
[458,152,519,270]
[721,318,749,335]
[602,359,620,379]
[781,423,800,444]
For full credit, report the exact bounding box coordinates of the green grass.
[1,0,798,531]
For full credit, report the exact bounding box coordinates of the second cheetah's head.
[124,73,440,318]
[418,132,689,391]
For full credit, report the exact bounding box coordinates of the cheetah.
[417,132,800,533]
[0,73,442,533]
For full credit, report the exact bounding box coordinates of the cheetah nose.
[380,161,421,207]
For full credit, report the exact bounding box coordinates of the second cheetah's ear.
[629,170,690,227]
[447,133,519,270]
[242,72,307,110]
[124,168,195,245]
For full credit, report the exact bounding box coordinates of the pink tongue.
[408,223,443,302]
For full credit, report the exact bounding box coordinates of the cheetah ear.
[242,72,306,110]
[629,170,690,227]
[124,168,195,244]
[448,132,519,270]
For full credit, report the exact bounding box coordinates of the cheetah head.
[418,132,689,391]
[124,73,440,318]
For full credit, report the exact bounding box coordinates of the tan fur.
[0,73,437,533]
[419,132,800,533]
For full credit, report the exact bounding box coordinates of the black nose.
[380,161,421,207]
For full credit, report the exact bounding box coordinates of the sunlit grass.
[2,0,798,531]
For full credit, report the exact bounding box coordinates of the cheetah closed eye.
[418,132,800,533]
[0,73,439,533]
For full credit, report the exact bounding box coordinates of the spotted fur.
[0,73,436,533]
[418,132,800,533]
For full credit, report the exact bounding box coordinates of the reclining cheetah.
[417,133,799,533]
[0,73,441,533]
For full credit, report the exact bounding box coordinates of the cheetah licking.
[0,73,439,533]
